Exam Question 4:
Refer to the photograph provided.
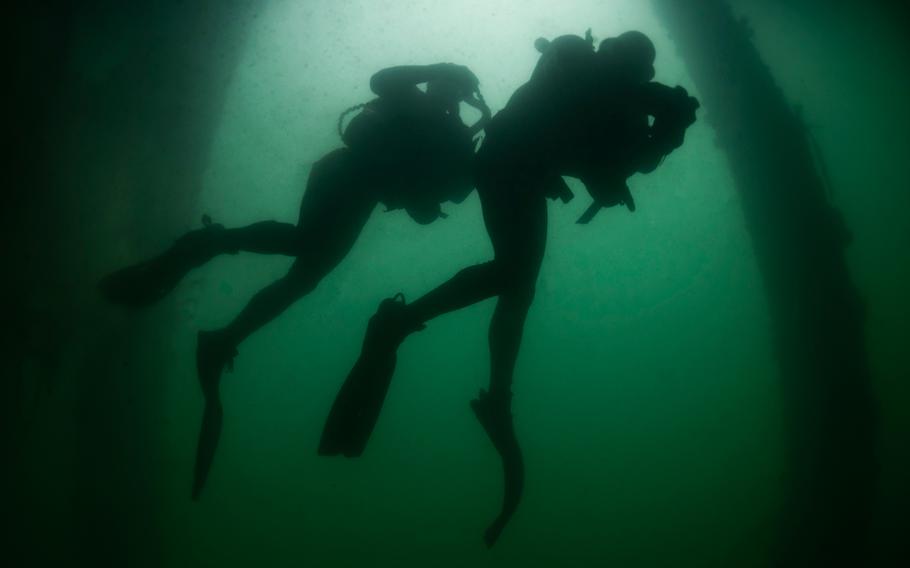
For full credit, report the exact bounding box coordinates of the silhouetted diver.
[321,31,699,547]
[100,63,491,499]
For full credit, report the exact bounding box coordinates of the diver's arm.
[464,93,492,136]
[370,64,479,98]
[638,82,700,167]
[369,66,433,97]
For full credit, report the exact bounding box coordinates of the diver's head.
[597,30,656,84]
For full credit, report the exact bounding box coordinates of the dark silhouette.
[100,63,492,499]
[320,31,699,548]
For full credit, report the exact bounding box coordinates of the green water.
[11,1,908,566]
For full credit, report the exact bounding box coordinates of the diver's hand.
[647,85,700,157]
[464,94,491,117]
[669,85,699,128]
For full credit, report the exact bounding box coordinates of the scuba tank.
[531,29,596,83]
[337,99,392,156]
[336,95,480,224]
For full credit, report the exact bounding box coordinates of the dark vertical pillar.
[67,3,259,565]
[3,3,74,565]
[650,1,875,565]
[6,1,259,566]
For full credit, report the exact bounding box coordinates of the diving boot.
[319,293,425,457]
[100,215,235,307]
[471,389,525,549]
[191,330,238,500]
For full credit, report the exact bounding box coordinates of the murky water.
[10,1,908,566]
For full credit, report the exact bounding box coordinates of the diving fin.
[318,343,398,457]
[192,400,223,500]
[470,389,525,549]
[100,255,188,307]
[319,294,424,457]
[191,331,237,500]
[99,215,232,307]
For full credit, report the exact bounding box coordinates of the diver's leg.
[320,262,501,456]
[220,220,299,255]
[471,280,539,547]
[405,262,500,322]
[201,149,373,365]
[485,225,545,397]
[101,150,359,308]
[191,149,374,498]
[405,182,543,326]
[319,184,511,457]
[335,179,542,388]
[193,253,366,499]
[471,189,548,548]
[351,184,545,544]
[320,184,544,469]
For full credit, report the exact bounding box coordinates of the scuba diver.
[99,62,492,499]
[319,31,700,547]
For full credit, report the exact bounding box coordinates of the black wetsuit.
[404,50,683,398]
[99,64,484,501]
[358,36,698,547]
